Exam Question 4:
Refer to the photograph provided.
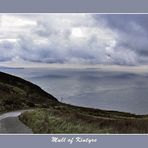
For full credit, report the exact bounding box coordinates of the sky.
[0,13,148,68]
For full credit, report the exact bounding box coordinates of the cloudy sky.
[0,13,148,68]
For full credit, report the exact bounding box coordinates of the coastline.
[1,71,148,133]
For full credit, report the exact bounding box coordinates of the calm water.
[1,68,148,114]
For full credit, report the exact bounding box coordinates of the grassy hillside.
[0,71,58,113]
[19,105,148,134]
[1,71,148,133]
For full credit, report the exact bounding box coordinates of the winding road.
[0,110,33,133]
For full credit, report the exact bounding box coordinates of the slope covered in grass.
[19,104,148,134]
[0,71,58,113]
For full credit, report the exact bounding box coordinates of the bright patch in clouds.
[1,14,36,27]
[71,28,84,38]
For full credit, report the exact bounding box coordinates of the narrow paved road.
[0,110,33,133]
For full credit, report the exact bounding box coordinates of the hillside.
[1,71,148,133]
[0,71,58,112]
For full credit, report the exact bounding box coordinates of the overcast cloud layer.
[0,14,148,66]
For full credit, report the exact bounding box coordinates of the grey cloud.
[0,41,16,61]
[1,14,148,66]
[94,14,148,65]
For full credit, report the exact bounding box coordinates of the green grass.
[19,105,148,134]
[19,108,112,133]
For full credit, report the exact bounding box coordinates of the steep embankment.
[0,71,59,113]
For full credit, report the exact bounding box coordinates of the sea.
[1,67,148,115]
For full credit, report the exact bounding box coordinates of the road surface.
[0,110,33,133]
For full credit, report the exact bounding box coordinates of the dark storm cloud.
[95,14,148,64]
